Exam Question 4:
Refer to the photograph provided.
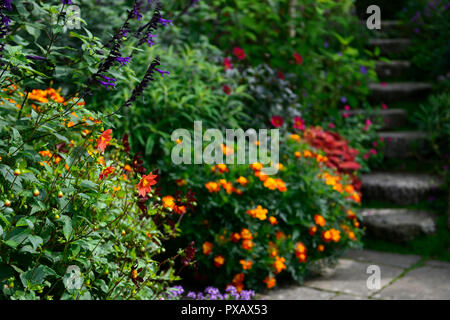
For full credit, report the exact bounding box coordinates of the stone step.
[368,38,411,55]
[361,208,437,242]
[379,131,428,158]
[361,172,444,205]
[369,82,432,102]
[339,109,408,130]
[376,60,411,79]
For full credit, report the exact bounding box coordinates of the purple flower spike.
[61,0,73,4]
[155,68,170,78]
[115,56,131,66]
[360,65,368,75]
[159,18,172,26]
[99,75,117,90]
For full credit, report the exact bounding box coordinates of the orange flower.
[297,253,307,263]
[162,195,175,209]
[176,179,187,187]
[294,151,302,159]
[123,164,132,172]
[236,176,248,186]
[353,219,360,228]
[344,185,355,194]
[268,216,278,225]
[347,209,356,219]
[240,260,253,270]
[137,172,158,197]
[263,177,277,190]
[263,275,276,289]
[202,242,213,256]
[250,162,263,171]
[222,144,234,156]
[215,163,229,173]
[214,255,225,267]
[309,226,317,235]
[231,232,241,243]
[255,170,268,181]
[275,231,286,240]
[275,178,287,192]
[321,230,332,243]
[352,192,361,203]
[205,181,220,193]
[97,129,112,153]
[314,214,326,227]
[246,205,268,221]
[174,205,186,215]
[241,240,254,250]
[99,166,115,180]
[240,228,253,240]
[330,228,341,242]
[317,244,325,252]
[273,256,286,274]
[347,231,356,241]
[233,187,243,195]
[303,150,312,157]
[232,273,245,284]
[295,242,307,263]
[222,181,234,194]
[290,134,301,142]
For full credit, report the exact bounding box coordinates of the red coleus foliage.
[303,127,362,190]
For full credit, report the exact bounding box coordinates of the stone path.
[260,249,450,300]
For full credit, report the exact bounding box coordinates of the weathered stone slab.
[379,131,427,158]
[260,286,336,300]
[303,259,403,297]
[343,249,421,268]
[376,60,411,79]
[369,82,432,102]
[377,266,450,299]
[361,172,443,205]
[425,260,450,269]
[368,38,411,55]
[361,209,437,241]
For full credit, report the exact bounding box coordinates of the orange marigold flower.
[273,256,286,274]
[275,231,286,240]
[123,164,132,172]
[240,260,253,270]
[255,170,268,181]
[297,253,307,263]
[263,275,276,289]
[240,228,253,240]
[263,177,277,190]
[250,162,263,171]
[222,181,234,194]
[347,209,356,219]
[344,185,355,194]
[216,163,229,173]
[303,150,312,157]
[205,181,220,193]
[214,255,225,268]
[233,187,243,195]
[352,192,361,203]
[202,241,213,256]
[275,178,287,192]
[314,214,326,227]
[236,176,248,186]
[232,273,245,284]
[294,151,302,158]
[99,166,115,180]
[222,144,234,156]
[246,205,268,221]
[290,134,301,142]
[241,240,254,250]
[309,226,317,235]
[97,129,112,153]
[330,228,341,242]
[295,242,307,255]
[230,232,241,243]
[174,205,187,215]
[353,219,360,228]
[347,231,356,241]
[162,195,175,209]
[317,244,325,252]
[268,216,278,225]
[137,172,158,197]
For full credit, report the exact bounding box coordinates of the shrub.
[159,123,364,292]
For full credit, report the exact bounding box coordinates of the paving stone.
[368,38,411,55]
[377,266,450,299]
[339,108,408,130]
[425,260,450,269]
[303,259,403,297]
[376,60,411,79]
[369,82,432,102]
[361,172,443,205]
[343,249,421,268]
[379,131,427,158]
[260,286,336,300]
[361,209,437,242]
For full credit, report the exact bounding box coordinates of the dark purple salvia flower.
[155,68,170,78]
[3,0,12,11]
[98,75,117,90]
[158,17,172,26]
[115,56,131,66]
[360,65,368,75]
[135,0,162,47]
[146,33,156,47]
[61,0,72,4]
[133,0,143,21]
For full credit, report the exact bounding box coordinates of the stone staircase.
[358,22,444,242]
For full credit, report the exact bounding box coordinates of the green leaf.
[20,265,57,287]
[27,235,43,251]
[80,180,97,191]
[58,215,73,241]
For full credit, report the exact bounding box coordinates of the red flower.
[277,70,285,80]
[222,84,232,95]
[137,172,158,197]
[99,166,115,180]
[270,115,284,128]
[224,57,233,70]
[97,129,112,153]
[293,116,305,130]
[293,52,303,65]
[233,47,246,60]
